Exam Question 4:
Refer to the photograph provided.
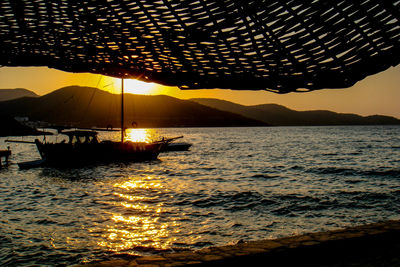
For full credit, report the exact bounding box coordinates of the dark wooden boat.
[34,130,163,167]
[25,78,166,167]
[7,79,193,168]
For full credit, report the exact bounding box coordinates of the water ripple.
[1,126,400,266]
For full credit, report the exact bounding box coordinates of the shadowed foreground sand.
[78,220,400,266]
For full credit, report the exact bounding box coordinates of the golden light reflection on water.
[114,193,148,201]
[98,176,178,252]
[113,178,163,190]
[125,128,156,143]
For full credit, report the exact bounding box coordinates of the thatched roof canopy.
[1,0,399,93]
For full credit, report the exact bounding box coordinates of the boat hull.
[35,139,162,167]
[161,142,192,152]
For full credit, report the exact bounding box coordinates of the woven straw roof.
[1,1,399,93]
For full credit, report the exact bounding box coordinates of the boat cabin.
[62,130,99,144]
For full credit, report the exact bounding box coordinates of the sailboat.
[32,79,165,167]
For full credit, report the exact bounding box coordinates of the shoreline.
[78,220,400,266]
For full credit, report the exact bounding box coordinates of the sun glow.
[124,79,155,94]
[100,76,156,95]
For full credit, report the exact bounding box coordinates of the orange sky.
[0,65,399,118]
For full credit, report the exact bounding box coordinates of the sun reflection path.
[114,178,163,190]
[125,128,158,143]
[98,176,179,253]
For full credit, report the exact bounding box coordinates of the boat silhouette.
[9,79,168,168]
[34,129,163,167]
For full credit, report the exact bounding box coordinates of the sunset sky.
[0,65,399,118]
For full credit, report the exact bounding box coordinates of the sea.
[1,126,400,266]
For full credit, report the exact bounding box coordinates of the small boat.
[163,142,192,152]
[17,159,46,169]
[160,136,192,152]
[34,130,164,167]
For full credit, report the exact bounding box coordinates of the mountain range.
[191,98,400,126]
[0,88,38,101]
[0,87,399,134]
[0,86,266,129]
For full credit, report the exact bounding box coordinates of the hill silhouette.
[0,86,267,128]
[191,98,400,126]
[2,87,398,129]
[0,88,38,102]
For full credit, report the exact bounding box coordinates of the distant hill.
[0,86,267,128]
[0,88,38,102]
[191,98,400,126]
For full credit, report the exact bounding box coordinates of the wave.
[35,219,58,225]
[250,173,280,179]
[290,165,304,170]
[321,153,338,156]
[173,187,399,216]
[335,191,392,201]
[306,166,400,178]
[363,169,400,177]
[130,245,171,253]
[173,191,276,211]
[307,167,356,175]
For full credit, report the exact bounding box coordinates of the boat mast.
[121,78,124,143]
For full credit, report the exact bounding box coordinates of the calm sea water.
[1,126,400,266]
